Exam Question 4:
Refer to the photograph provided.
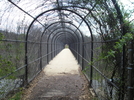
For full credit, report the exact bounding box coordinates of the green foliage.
[90,95,98,100]
[0,33,25,99]
[0,55,16,78]
[0,33,4,49]
[9,90,23,100]
[103,33,133,59]
[0,33,4,41]
[0,33,25,79]
[82,66,89,73]
[0,33,15,78]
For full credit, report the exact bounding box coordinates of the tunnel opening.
[65,44,69,48]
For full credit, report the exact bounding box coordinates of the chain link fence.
[0,0,134,99]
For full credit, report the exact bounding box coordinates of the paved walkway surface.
[22,49,91,100]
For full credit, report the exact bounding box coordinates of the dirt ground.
[21,49,92,100]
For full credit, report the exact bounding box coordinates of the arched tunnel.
[0,0,134,100]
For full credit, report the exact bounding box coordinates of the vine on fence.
[104,33,133,59]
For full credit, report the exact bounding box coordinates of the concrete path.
[22,48,90,100]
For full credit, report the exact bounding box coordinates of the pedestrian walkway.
[22,48,91,100]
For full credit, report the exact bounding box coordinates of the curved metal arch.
[38,24,81,69]
[53,34,75,47]
[47,32,76,62]
[53,33,73,56]
[46,26,80,44]
[25,8,93,84]
[45,26,80,55]
[51,27,80,60]
[39,21,84,66]
[53,34,73,51]
[45,28,79,64]
[45,25,81,40]
[48,30,78,47]
[47,29,79,54]
[26,8,93,56]
[50,30,77,49]
[51,33,80,62]
[41,21,84,42]
[39,21,84,58]
[26,8,93,41]
[40,21,84,62]
[53,33,75,52]
[51,31,77,44]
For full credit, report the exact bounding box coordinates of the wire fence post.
[40,42,42,70]
[127,40,134,100]
[82,43,84,70]
[24,41,28,86]
[47,43,49,64]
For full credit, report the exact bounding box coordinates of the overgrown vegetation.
[0,32,25,78]
[0,31,25,98]
[8,89,23,100]
[0,33,15,78]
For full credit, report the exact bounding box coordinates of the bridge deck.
[22,48,91,100]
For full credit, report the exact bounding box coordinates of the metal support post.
[127,41,134,100]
